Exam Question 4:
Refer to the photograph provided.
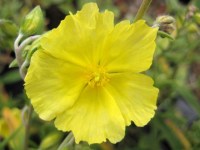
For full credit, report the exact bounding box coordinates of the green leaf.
[0,125,23,150]
[9,59,18,68]
[153,116,184,150]
[0,70,21,84]
[175,84,200,115]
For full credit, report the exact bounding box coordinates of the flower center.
[87,66,109,88]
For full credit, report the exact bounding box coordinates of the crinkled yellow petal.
[54,86,125,144]
[25,50,87,121]
[101,20,158,73]
[40,3,114,67]
[25,2,159,144]
[106,73,158,126]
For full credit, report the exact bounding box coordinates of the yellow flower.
[0,107,24,149]
[25,3,159,144]
[0,107,21,138]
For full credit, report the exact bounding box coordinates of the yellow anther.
[87,66,109,88]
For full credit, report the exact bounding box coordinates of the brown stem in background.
[23,105,33,150]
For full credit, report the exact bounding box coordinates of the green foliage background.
[1,0,200,150]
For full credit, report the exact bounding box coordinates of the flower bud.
[154,15,176,35]
[39,133,62,149]
[155,15,175,25]
[159,24,176,34]
[0,19,18,37]
[186,5,197,19]
[187,24,199,33]
[20,6,44,36]
[193,13,200,25]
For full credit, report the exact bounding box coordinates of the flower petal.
[25,50,87,121]
[100,20,158,73]
[54,86,125,144]
[106,73,158,126]
[40,3,114,67]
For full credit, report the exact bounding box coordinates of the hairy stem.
[22,105,33,150]
[58,132,75,150]
[14,35,40,67]
[19,35,40,52]
[14,33,24,66]
[20,60,29,79]
[134,0,152,22]
[14,34,40,150]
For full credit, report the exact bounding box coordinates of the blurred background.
[0,0,200,149]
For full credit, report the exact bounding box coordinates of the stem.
[134,0,152,22]
[19,35,40,52]
[22,105,33,150]
[14,33,23,50]
[20,60,29,79]
[14,33,23,66]
[14,35,40,67]
[14,34,40,150]
[0,125,23,149]
[58,132,75,150]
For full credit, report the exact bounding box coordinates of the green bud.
[194,13,200,25]
[39,133,62,150]
[0,19,18,37]
[187,23,199,33]
[20,6,44,36]
[156,15,175,25]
